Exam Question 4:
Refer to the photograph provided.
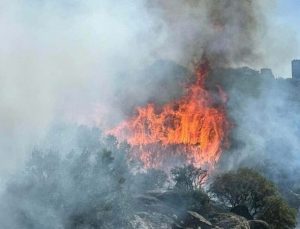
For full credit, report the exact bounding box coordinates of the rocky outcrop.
[176,211,213,229]
[187,211,212,226]
[131,191,260,229]
[129,210,260,229]
[130,211,174,229]
[248,220,269,229]
[209,213,250,229]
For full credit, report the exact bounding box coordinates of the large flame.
[108,60,230,169]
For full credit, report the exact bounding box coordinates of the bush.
[171,164,207,192]
[210,168,276,215]
[210,168,297,229]
[182,189,210,213]
[0,128,134,229]
[169,164,210,214]
[259,196,297,229]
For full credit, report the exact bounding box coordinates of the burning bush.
[108,60,231,169]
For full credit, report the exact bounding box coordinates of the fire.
[108,60,230,169]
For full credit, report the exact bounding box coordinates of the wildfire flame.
[108,60,230,169]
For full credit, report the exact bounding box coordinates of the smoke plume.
[147,0,270,67]
[0,0,298,201]
[1,0,300,228]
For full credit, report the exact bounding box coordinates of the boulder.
[130,211,174,229]
[187,211,212,227]
[248,220,269,229]
[179,211,213,229]
[210,213,250,229]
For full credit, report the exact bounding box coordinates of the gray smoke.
[207,67,300,207]
[1,0,300,228]
[0,0,162,177]
[0,0,222,176]
[147,0,270,67]
[0,0,298,194]
[147,0,299,75]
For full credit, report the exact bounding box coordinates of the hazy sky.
[271,0,300,77]
[277,0,300,31]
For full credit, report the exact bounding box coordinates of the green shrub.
[259,195,297,229]
[210,168,297,229]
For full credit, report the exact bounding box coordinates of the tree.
[0,127,134,229]
[259,196,297,229]
[171,164,207,192]
[210,168,297,229]
[210,168,276,216]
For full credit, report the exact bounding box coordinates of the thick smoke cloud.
[148,0,299,76]
[1,0,300,227]
[223,73,300,168]
[0,0,164,176]
[0,0,298,183]
[147,0,273,67]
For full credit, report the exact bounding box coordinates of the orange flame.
[108,60,230,169]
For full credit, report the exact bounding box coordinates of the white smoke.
[0,0,298,179]
[0,0,164,176]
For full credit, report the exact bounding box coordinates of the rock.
[187,211,213,227]
[136,194,160,205]
[230,205,253,220]
[173,223,184,228]
[210,213,250,229]
[180,211,213,229]
[130,211,174,229]
[248,220,269,229]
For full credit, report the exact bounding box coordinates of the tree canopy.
[210,168,297,229]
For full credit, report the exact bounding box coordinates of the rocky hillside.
[130,190,269,229]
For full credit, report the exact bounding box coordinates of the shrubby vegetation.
[171,164,207,191]
[1,132,133,228]
[260,196,297,229]
[256,160,300,210]
[0,126,168,228]
[210,168,297,229]
[210,168,277,216]
[170,165,210,214]
[0,126,298,228]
